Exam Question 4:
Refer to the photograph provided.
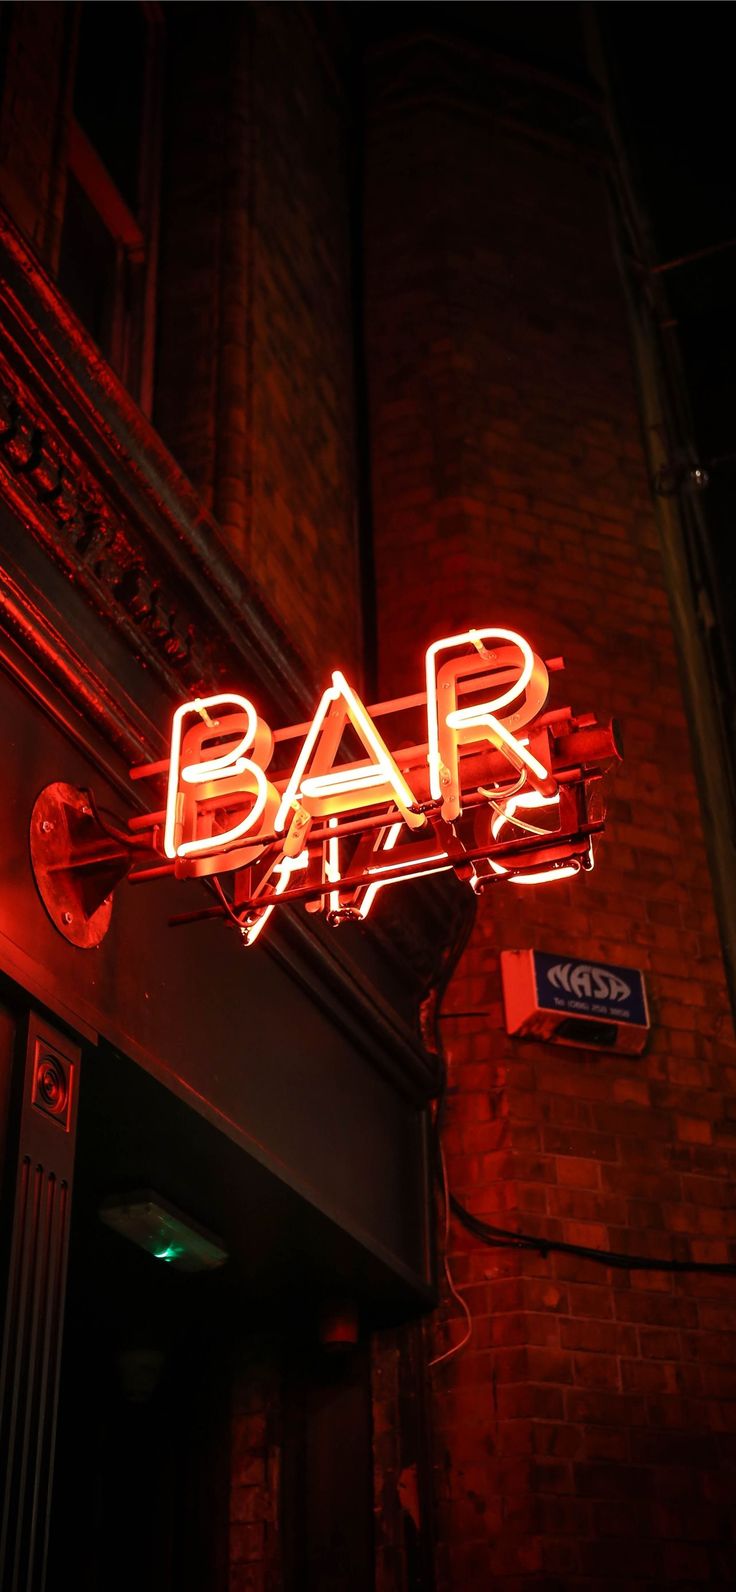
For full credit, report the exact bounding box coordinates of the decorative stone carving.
[0,372,208,693]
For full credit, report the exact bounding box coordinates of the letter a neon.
[275,671,424,836]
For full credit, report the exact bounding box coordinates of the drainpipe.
[584,7,736,1017]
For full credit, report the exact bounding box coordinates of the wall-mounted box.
[500,949,650,1054]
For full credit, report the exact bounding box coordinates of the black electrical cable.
[448,1193,736,1277]
[430,898,736,1280]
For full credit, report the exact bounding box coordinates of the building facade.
[1,4,735,1589]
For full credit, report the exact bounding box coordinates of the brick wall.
[156,2,361,688]
[230,1356,283,1592]
[364,36,736,1587]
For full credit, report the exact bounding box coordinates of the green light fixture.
[99,1191,228,1273]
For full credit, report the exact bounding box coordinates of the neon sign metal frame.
[30,628,620,949]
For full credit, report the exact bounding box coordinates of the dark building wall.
[2,6,736,1589]
[155,2,362,687]
[0,1,69,262]
[364,36,736,1589]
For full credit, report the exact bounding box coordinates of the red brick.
[565,1389,648,1427]
[574,1461,654,1500]
[677,1115,715,1144]
[582,1425,630,1462]
[560,1318,637,1356]
[533,1421,584,1460]
[230,1524,265,1564]
[230,1487,272,1525]
[555,1156,601,1189]
[230,1568,266,1592]
[592,1498,654,1537]
[541,1538,582,1574]
[573,1353,621,1392]
[621,1359,676,1394]
[533,1496,591,1537]
[363,28,736,1588]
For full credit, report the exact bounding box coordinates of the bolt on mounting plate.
[29,782,128,948]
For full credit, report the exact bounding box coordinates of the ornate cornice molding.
[0,208,312,730]
[0,370,212,694]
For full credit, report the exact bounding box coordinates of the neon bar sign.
[123,628,617,947]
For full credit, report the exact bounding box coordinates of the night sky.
[601,3,736,631]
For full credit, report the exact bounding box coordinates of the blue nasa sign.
[532,951,648,1028]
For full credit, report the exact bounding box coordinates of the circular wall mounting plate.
[29,782,115,949]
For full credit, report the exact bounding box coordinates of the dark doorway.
[43,1036,388,1592]
[282,1339,375,1592]
[47,1265,229,1592]
[45,1049,232,1592]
